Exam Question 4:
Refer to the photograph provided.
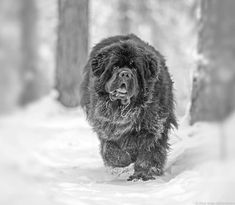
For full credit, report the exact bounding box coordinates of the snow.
[0,94,235,205]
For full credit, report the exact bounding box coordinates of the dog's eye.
[132,67,137,72]
[129,60,134,66]
[113,66,119,71]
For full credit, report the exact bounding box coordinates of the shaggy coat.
[80,34,177,181]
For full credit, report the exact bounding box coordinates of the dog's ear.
[91,48,110,77]
[144,51,163,79]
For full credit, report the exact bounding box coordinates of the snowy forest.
[0,0,235,204]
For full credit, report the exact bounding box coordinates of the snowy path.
[0,96,235,205]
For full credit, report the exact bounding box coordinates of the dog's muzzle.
[106,68,136,105]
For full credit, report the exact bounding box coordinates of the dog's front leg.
[128,133,167,181]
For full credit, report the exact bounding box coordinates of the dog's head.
[104,66,138,105]
[91,40,162,107]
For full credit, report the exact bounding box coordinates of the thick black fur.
[80,34,177,181]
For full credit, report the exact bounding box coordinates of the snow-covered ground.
[1,95,235,205]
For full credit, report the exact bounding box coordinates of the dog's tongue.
[116,87,127,94]
[109,86,130,105]
[109,92,130,105]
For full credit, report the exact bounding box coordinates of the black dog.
[80,34,177,181]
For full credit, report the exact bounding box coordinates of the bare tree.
[20,0,46,105]
[56,0,89,107]
[190,0,235,124]
[0,0,22,113]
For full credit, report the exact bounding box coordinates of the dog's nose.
[119,70,132,79]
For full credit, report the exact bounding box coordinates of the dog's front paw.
[149,166,164,176]
[127,171,155,181]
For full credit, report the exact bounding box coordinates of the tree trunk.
[56,0,89,107]
[118,0,131,34]
[20,0,45,105]
[0,0,22,113]
[190,0,235,124]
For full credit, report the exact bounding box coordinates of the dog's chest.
[97,117,134,140]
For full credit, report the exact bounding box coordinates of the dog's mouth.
[109,85,130,105]
[106,68,138,106]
